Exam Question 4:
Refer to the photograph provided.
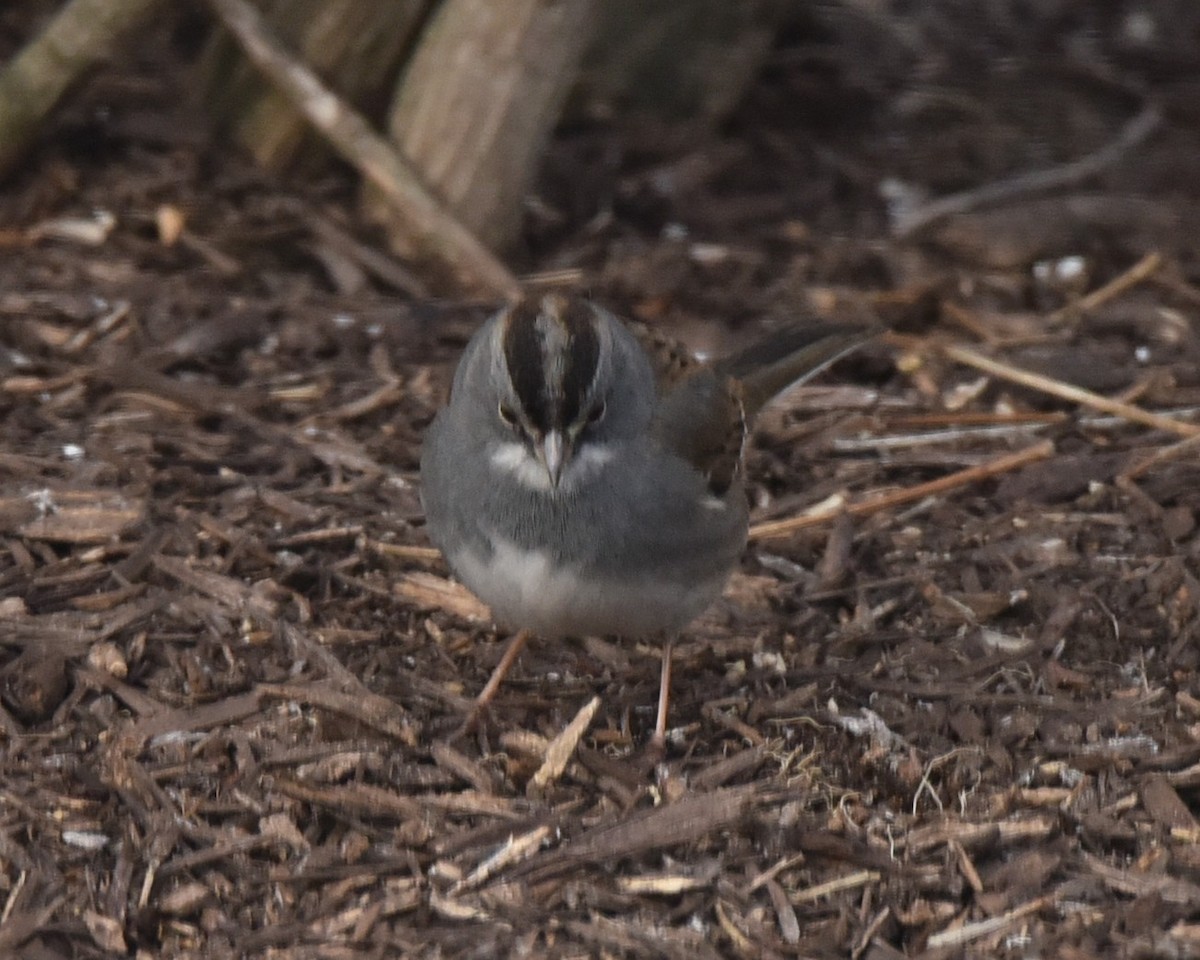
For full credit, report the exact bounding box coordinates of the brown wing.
[642,318,877,495]
[651,366,747,497]
[626,321,704,392]
[627,321,747,494]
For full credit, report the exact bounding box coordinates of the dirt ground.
[3,3,1200,958]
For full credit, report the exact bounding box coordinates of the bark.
[0,0,164,182]
[199,0,430,173]
[368,0,599,255]
[206,0,519,299]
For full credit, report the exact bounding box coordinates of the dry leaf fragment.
[159,881,211,916]
[395,572,490,621]
[84,910,127,953]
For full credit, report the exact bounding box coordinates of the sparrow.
[420,293,874,746]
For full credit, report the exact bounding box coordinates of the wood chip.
[395,571,491,621]
[1141,774,1199,833]
[0,490,143,543]
[530,695,600,793]
[520,784,761,878]
[454,825,551,892]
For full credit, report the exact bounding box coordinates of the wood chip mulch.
[4,3,1200,957]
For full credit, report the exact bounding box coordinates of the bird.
[420,292,875,748]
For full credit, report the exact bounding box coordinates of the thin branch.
[925,893,1057,950]
[943,343,1200,439]
[204,0,520,300]
[893,105,1162,237]
[1045,250,1163,324]
[1118,434,1200,484]
[749,440,1055,540]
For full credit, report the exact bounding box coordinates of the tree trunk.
[0,0,164,182]
[198,0,430,173]
[366,0,598,256]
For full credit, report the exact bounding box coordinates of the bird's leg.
[649,637,674,752]
[458,629,530,736]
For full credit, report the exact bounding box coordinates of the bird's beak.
[539,430,566,488]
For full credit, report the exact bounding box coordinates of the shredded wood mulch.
[4,4,1200,958]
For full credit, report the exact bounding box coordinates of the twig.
[204,0,520,300]
[368,541,443,564]
[851,907,892,960]
[749,440,1054,540]
[790,869,880,905]
[893,105,1161,237]
[833,422,1051,452]
[1119,434,1200,483]
[883,411,1066,428]
[453,825,552,893]
[1046,250,1163,324]
[925,893,1056,949]
[943,343,1200,438]
[745,853,807,894]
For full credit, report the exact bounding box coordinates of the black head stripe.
[557,298,601,428]
[502,299,552,432]
[501,295,602,434]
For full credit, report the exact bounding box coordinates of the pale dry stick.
[1046,250,1163,324]
[0,869,25,926]
[790,868,881,906]
[749,440,1054,541]
[204,0,519,300]
[893,105,1161,237]
[850,907,892,960]
[925,892,1056,950]
[453,825,552,893]
[1115,432,1200,515]
[619,872,712,896]
[1118,434,1200,484]
[530,695,601,792]
[950,839,984,894]
[369,541,443,564]
[744,853,807,894]
[943,343,1200,439]
[1152,268,1200,307]
[833,421,1052,452]
[884,410,1066,429]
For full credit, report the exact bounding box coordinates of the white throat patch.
[490,441,615,492]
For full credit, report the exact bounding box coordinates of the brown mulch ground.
[4,4,1200,958]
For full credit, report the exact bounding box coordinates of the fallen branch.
[203,0,520,300]
[893,105,1161,237]
[749,440,1055,540]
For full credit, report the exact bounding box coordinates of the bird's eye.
[498,403,519,428]
[586,401,606,425]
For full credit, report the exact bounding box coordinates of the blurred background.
[3,0,1197,329]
